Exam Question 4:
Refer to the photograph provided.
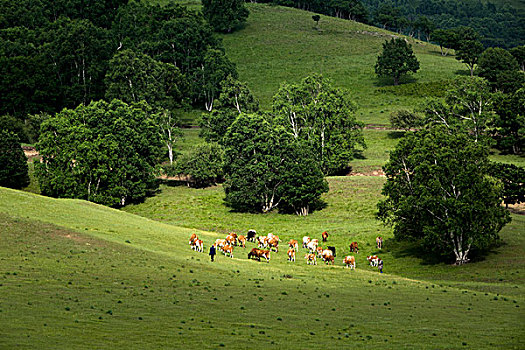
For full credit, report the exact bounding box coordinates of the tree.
[509,46,525,72]
[312,15,320,28]
[157,109,183,165]
[389,109,423,131]
[199,75,258,144]
[423,77,494,143]
[0,130,30,189]
[201,0,249,33]
[492,88,525,155]
[173,142,224,188]
[453,27,484,77]
[477,47,520,89]
[105,49,185,109]
[272,74,365,175]
[431,28,457,56]
[414,16,435,42]
[223,113,327,214]
[375,38,420,86]
[199,49,238,111]
[35,99,163,207]
[489,162,525,209]
[378,128,510,265]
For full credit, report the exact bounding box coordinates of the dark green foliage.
[35,100,163,207]
[453,27,484,77]
[431,29,457,56]
[492,88,525,155]
[510,46,525,72]
[0,130,30,189]
[489,162,525,209]
[389,110,423,131]
[201,0,249,33]
[223,113,327,215]
[199,76,259,144]
[273,74,365,175]
[378,128,510,265]
[199,49,238,111]
[477,48,520,89]
[0,115,27,143]
[375,38,420,85]
[105,49,185,109]
[173,143,225,188]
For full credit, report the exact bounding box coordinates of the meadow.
[1,187,523,349]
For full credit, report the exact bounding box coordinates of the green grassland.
[1,187,524,349]
[221,4,465,125]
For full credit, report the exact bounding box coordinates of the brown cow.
[189,233,197,245]
[367,255,379,267]
[238,235,246,248]
[349,241,359,254]
[376,236,383,250]
[305,253,317,265]
[225,234,235,246]
[343,255,356,270]
[302,236,311,248]
[288,239,298,250]
[222,245,233,258]
[316,246,324,257]
[195,239,203,253]
[268,237,279,252]
[257,236,268,249]
[248,248,270,262]
[321,249,334,265]
[322,231,329,242]
[260,249,271,263]
[287,248,296,262]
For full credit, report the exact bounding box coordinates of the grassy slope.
[221,4,464,125]
[1,187,523,349]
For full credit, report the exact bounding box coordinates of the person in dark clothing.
[378,259,383,273]
[209,244,217,262]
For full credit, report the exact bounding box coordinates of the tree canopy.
[0,130,30,189]
[375,38,420,86]
[272,74,365,175]
[35,99,163,207]
[201,0,249,33]
[378,127,510,265]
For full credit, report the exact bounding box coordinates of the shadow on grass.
[373,76,418,88]
[454,69,471,76]
[387,238,443,265]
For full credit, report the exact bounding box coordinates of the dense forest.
[258,0,524,48]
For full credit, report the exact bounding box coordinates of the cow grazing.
[349,241,359,254]
[305,253,317,265]
[367,255,380,267]
[247,229,257,242]
[238,235,246,248]
[376,236,383,250]
[261,250,271,263]
[222,245,233,258]
[258,236,269,249]
[189,233,198,245]
[321,249,334,265]
[215,239,227,251]
[268,237,279,252]
[287,248,296,262]
[248,248,270,262]
[322,231,328,242]
[316,246,324,257]
[288,239,298,250]
[327,246,336,257]
[225,234,235,246]
[307,240,318,253]
[195,239,203,253]
[343,255,356,270]
[302,236,311,248]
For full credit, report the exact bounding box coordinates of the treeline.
[252,0,524,48]
[0,0,237,142]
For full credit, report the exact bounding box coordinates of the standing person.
[209,244,217,262]
[378,258,383,273]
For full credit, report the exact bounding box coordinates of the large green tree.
[375,38,420,85]
[477,47,520,90]
[173,142,225,188]
[199,75,259,144]
[272,74,365,175]
[36,99,163,207]
[378,127,510,265]
[0,130,30,189]
[201,0,249,33]
[453,27,484,77]
[492,88,525,155]
[489,162,525,209]
[223,113,327,215]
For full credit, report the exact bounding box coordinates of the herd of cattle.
[189,230,384,271]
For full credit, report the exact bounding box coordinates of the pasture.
[1,183,523,348]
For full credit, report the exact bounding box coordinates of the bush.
[0,130,30,189]
[174,143,225,188]
[389,109,423,131]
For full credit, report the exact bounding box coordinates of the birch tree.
[378,128,510,265]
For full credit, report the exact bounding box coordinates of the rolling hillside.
[1,186,523,348]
